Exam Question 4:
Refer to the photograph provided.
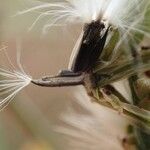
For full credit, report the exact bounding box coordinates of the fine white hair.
[0,45,31,110]
[16,0,150,35]
[15,0,150,62]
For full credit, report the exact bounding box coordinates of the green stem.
[128,74,150,150]
[129,75,140,105]
[95,51,150,87]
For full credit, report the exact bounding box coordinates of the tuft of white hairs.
[0,46,32,110]
[16,0,150,36]
[15,0,150,63]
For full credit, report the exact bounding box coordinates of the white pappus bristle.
[0,69,31,110]
[17,0,150,37]
[0,47,32,110]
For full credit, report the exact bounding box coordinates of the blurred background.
[0,1,131,150]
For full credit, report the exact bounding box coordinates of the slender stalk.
[90,85,150,134]
[128,74,150,150]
